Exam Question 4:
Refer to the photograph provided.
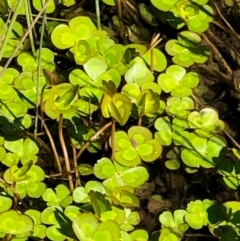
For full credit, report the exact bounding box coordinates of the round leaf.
[142,48,167,72]
[0,210,33,234]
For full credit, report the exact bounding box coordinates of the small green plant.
[4,161,46,198]
[25,209,47,240]
[2,137,39,166]
[166,96,195,118]
[151,0,214,32]
[218,157,240,190]
[42,184,73,207]
[181,133,226,168]
[187,107,225,137]
[154,116,189,146]
[93,157,149,191]
[159,209,188,240]
[0,210,34,239]
[101,81,132,126]
[165,31,210,67]
[157,65,199,97]
[72,212,121,241]
[112,126,162,166]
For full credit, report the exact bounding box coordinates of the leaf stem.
[58,114,74,192]
[72,144,81,187]
[38,115,62,174]
[95,0,101,30]
[110,119,116,160]
[24,0,36,55]
[34,0,47,139]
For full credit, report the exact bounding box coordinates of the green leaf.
[73,40,91,65]
[125,58,154,87]
[121,83,141,102]
[130,229,149,241]
[88,191,111,218]
[64,206,81,221]
[42,184,72,207]
[69,69,94,87]
[102,0,115,6]
[75,163,94,176]
[55,84,79,107]
[51,16,98,49]
[185,199,215,230]
[0,184,12,212]
[103,44,124,68]
[36,48,55,71]
[41,206,63,225]
[72,213,100,240]
[154,117,172,146]
[46,225,66,241]
[17,52,36,72]
[110,93,132,126]
[4,164,46,198]
[0,0,8,15]
[165,159,181,170]
[85,181,106,194]
[25,210,46,239]
[13,160,33,179]
[101,80,117,96]
[4,138,23,154]
[121,210,140,231]
[232,148,240,160]
[159,211,175,227]
[187,107,225,137]
[136,89,160,117]
[159,210,188,235]
[128,126,152,144]
[166,96,194,118]
[115,148,141,167]
[97,38,115,54]
[150,0,179,11]
[139,3,158,26]
[121,166,149,188]
[136,139,162,162]
[0,18,24,57]
[33,0,55,13]
[96,69,121,89]
[73,187,89,203]
[84,58,108,81]
[141,48,167,72]
[0,210,33,234]
[159,227,181,241]
[94,158,116,179]
[112,186,140,207]
[165,31,210,67]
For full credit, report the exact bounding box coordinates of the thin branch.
[201,33,233,78]
[214,3,240,41]
[76,121,112,160]
[185,233,217,239]
[224,130,240,150]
